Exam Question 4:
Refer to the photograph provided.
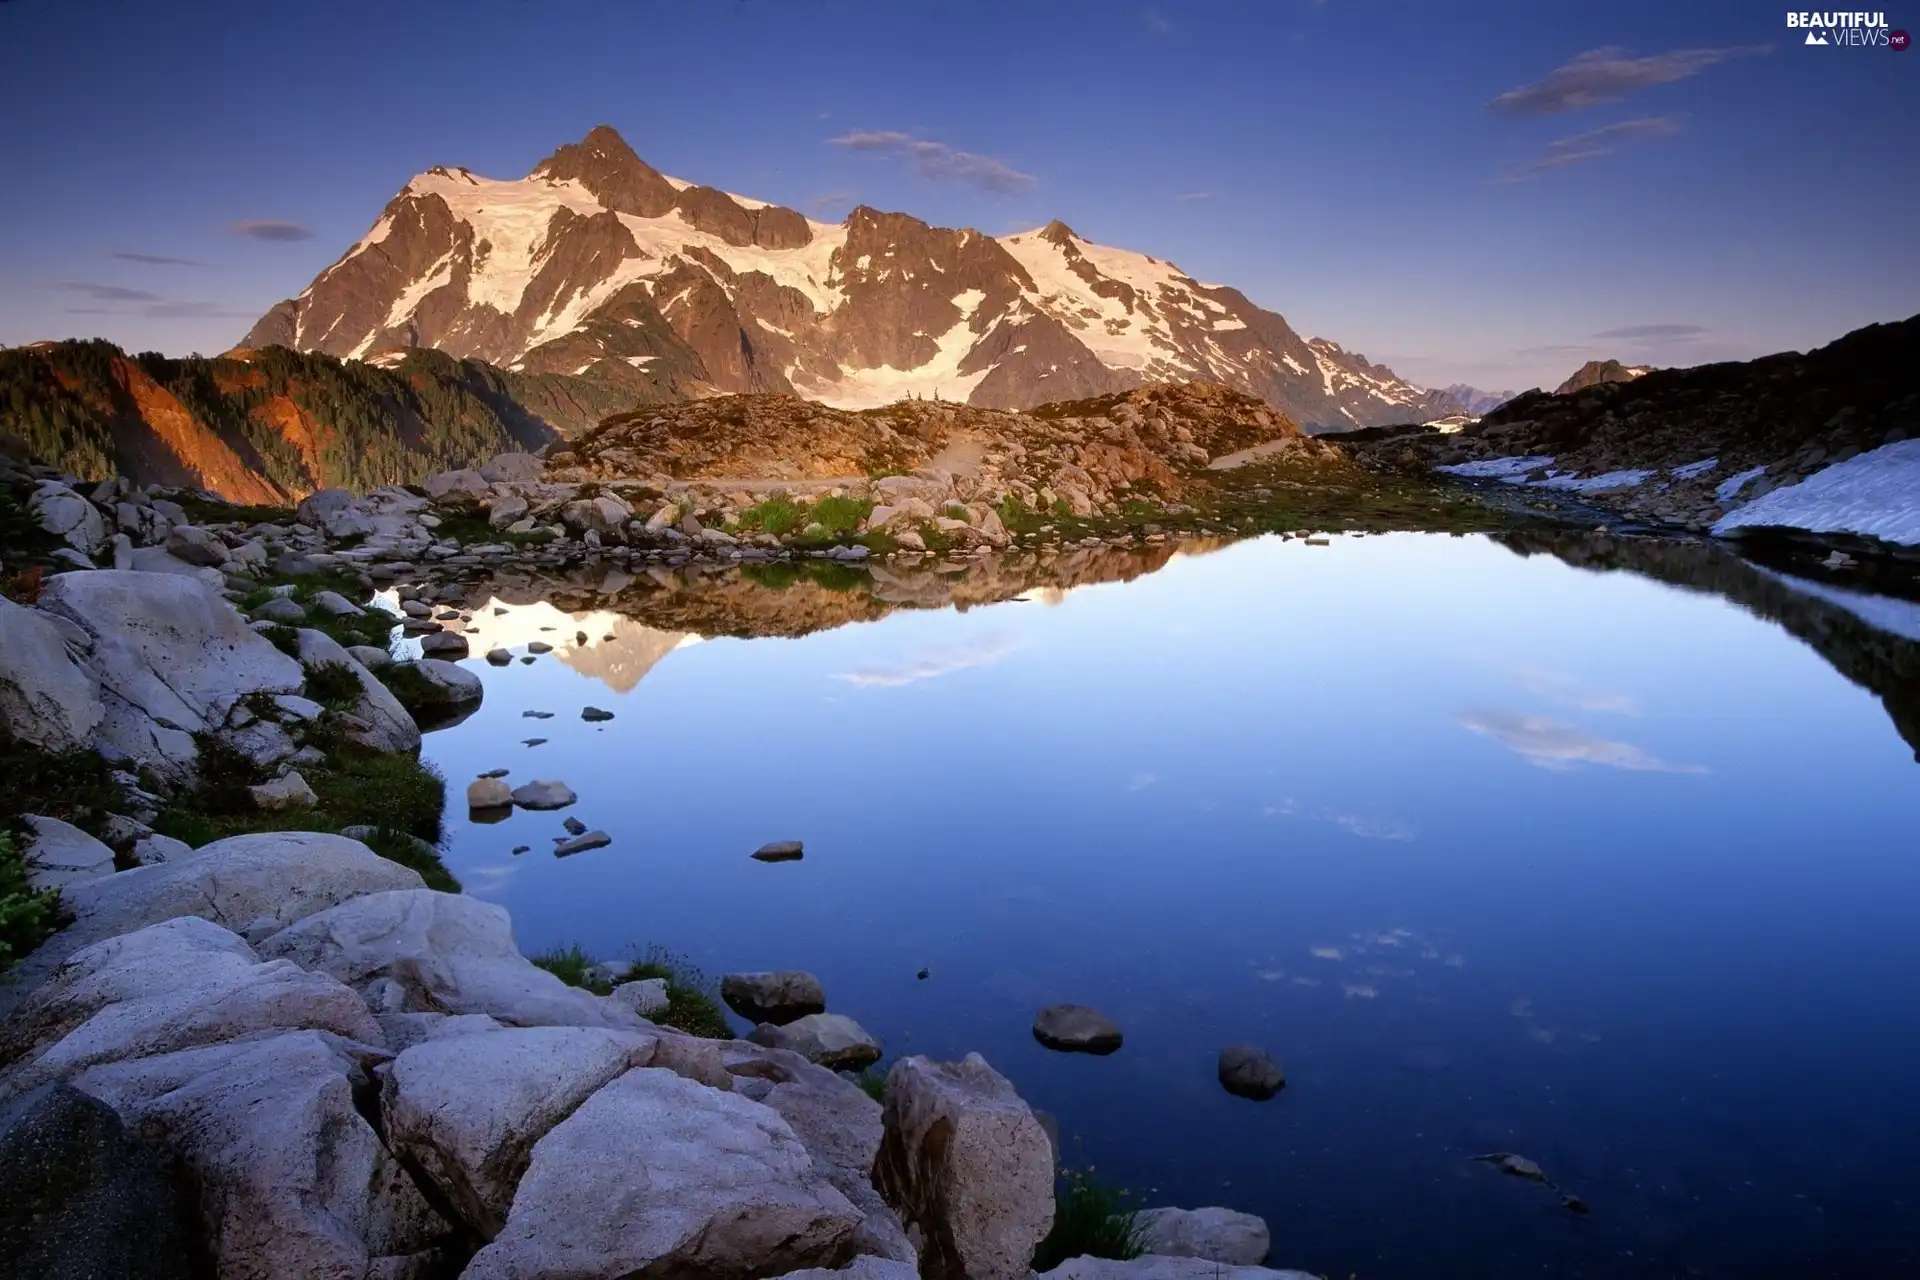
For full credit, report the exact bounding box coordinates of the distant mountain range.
[243,125,1467,432]
[1439,383,1517,416]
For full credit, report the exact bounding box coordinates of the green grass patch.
[739,559,873,594]
[0,740,124,837]
[303,661,365,712]
[1031,1168,1144,1272]
[151,739,454,888]
[0,831,64,975]
[531,942,733,1037]
[733,493,808,537]
[852,1062,889,1102]
[800,495,873,539]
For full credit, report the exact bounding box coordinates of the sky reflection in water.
[425,532,1920,1277]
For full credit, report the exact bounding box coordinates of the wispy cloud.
[1513,665,1640,713]
[1490,46,1768,117]
[229,219,315,242]
[1331,814,1415,841]
[1494,116,1682,182]
[832,635,1020,688]
[1173,190,1212,202]
[1127,772,1158,792]
[1459,711,1706,773]
[808,190,856,213]
[1144,9,1174,34]
[829,130,1036,194]
[59,281,161,303]
[1592,323,1708,342]
[111,251,201,267]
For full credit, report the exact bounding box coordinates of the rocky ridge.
[245,124,1469,430]
[1343,315,1920,539]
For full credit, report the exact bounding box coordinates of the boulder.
[163,524,228,567]
[73,1030,449,1280]
[753,838,805,862]
[479,452,545,485]
[346,643,392,670]
[30,481,108,554]
[1217,1044,1285,1101]
[554,829,611,856]
[0,830,424,1020]
[249,596,307,624]
[391,657,482,711]
[129,832,192,866]
[609,977,671,1017]
[724,1039,917,1265]
[307,589,364,618]
[423,469,490,502]
[781,1261,920,1280]
[292,628,420,753]
[511,778,576,810]
[561,494,633,538]
[874,1053,1054,1280]
[382,1025,658,1239]
[419,630,469,658]
[1134,1206,1272,1266]
[38,570,304,779]
[0,916,381,1101]
[294,488,378,540]
[258,888,646,1030]
[249,770,317,810]
[0,1083,199,1280]
[749,1012,882,1070]
[463,1067,862,1280]
[1033,1004,1123,1054]
[0,595,103,752]
[468,776,513,810]
[19,814,115,893]
[651,1033,735,1088]
[1044,1261,1318,1280]
[723,970,827,1024]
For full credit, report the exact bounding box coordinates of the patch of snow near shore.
[1437,455,1554,479]
[1528,468,1655,493]
[1716,465,1767,502]
[1755,567,1920,642]
[1713,439,1920,546]
[1671,457,1718,480]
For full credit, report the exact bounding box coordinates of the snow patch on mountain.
[1714,439,1920,546]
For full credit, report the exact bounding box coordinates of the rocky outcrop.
[463,1067,863,1279]
[723,969,827,1024]
[1553,358,1652,395]
[1134,1206,1272,1266]
[0,1083,201,1280]
[18,815,114,893]
[749,1012,883,1070]
[874,1053,1055,1280]
[0,594,104,753]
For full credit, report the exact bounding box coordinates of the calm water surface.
[419,532,1920,1278]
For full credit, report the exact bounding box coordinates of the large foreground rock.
[0,916,380,1101]
[1044,1259,1319,1280]
[0,1083,200,1280]
[0,594,103,752]
[1134,1206,1272,1266]
[875,1053,1055,1280]
[382,1025,658,1239]
[292,628,419,753]
[0,831,424,1022]
[19,814,115,892]
[464,1067,862,1280]
[749,1011,882,1069]
[74,1030,449,1279]
[38,569,304,778]
[259,888,645,1029]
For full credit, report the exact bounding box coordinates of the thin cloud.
[1592,323,1708,341]
[829,130,1036,194]
[1490,45,1768,117]
[1144,9,1173,34]
[1173,191,1212,202]
[832,635,1020,687]
[1331,814,1415,841]
[1513,665,1640,713]
[1494,116,1682,183]
[808,190,856,213]
[111,251,202,267]
[229,219,315,242]
[1459,711,1706,773]
[59,281,161,303]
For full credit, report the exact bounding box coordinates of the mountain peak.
[1038,219,1078,246]
[531,124,677,218]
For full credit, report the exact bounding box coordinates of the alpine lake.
[406,528,1920,1278]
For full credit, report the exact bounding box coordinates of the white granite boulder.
[0,595,103,753]
[291,628,419,753]
[18,815,115,893]
[29,481,107,554]
[1134,1206,1272,1266]
[748,1012,883,1070]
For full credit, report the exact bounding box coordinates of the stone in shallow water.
[752,840,805,862]
[553,830,611,857]
[1032,1004,1123,1054]
[582,706,615,722]
[511,779,576,810]
[485,648,512,666]
[467,777,512,810]
[419,631,469,659]
[1217,1044,1285,1100]
[748,1013,881,1070]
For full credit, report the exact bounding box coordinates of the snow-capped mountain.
[1439,383,1517,416]
[244,126,1454,430]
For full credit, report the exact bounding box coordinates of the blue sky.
[1,0,1914,391]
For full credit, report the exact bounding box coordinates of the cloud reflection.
[833,635,1020,687]
[1459,711,1706,773]
[1512,665,1640,713]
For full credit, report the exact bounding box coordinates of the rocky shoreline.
[0,438,1324,1278]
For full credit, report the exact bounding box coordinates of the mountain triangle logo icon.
[1804,29,1829,44]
